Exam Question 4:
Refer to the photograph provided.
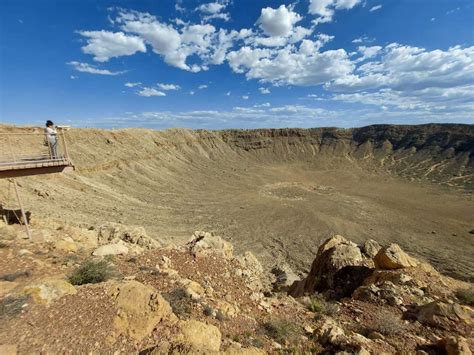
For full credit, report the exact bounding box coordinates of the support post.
[11,178,32,240]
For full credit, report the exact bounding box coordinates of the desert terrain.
[0,124,473,281]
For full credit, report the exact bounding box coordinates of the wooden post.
[11,178,32,240]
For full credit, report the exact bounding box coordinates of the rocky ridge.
[1,219,473,354]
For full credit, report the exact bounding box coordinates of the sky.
[0,0,473,129]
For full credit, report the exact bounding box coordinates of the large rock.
[235,251,264,291]
[179,320,222,352]
[438,336,472,355]
[362,239,381,258]
[92,243,128,256]
[187,231,233,259]
[108,280,175,342]
[23,277,77,304]
[54,238,78,253]
[374,244,418,269]
[289,235,371,298]
[417,301,471,328]
[97,223,161,249]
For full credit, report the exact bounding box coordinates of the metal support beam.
[11,178,32,240]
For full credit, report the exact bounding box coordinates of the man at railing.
[44,120,58,159]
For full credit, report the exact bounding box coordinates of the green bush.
[68,259,115,285]
[307,295,339,316]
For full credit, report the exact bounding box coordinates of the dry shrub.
[371,311,407,336]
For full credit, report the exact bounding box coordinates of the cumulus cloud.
[227,41,353,86]
[137,87,166,97]
[259,87,271,94]
[369,5,382,12]
[257,5,302,37]
[67,61,124,75]
[198,84,209,89]
[79,31,146,62]
[309,0,362,24]
[242,95,249,99]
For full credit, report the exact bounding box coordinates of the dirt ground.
[1,125,473,281]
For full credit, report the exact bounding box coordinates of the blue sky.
[1,0,473,129]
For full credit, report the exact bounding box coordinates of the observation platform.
[0,129,75,179]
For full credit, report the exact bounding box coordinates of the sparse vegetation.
[0,270,30,281]
[263,320,302,343]
[163,289,193,319]
[0,295,29,318]
[371,311,407,336]
[68,259,115,285]
[455,287,474,306]
[307,294,339,316]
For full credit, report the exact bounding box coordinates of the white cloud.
[356,45,382,61]
[225,91,231,96]
[137,87,166,97]
[125,82,141,87]
[309,0,362,24]
[189,90,195,95]
[242,95,249,99]
[254,102,271,107]
[431,17,436,22]
[70,75,78,80]
[157,83,181,90]
[198,84,209,89]
[79,31,146,62]
[227,43,354,86]
[197,1,230,22]
[369,5,382,12]
[259,87,271,94]
[67,61,124,75]
[352,35,375,44]
[257,5,302,37]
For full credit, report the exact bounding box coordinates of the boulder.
[97,223,161,249]
[0,224,17,240]
[179,278,205,300]
[108,280,175,342]
[92,243,128,256]
[362,239,381,258]
[23,277,77,304]
[54,238,78,253]
[215,299,240,318]
[417,301,471,328]
[187,231,233,259]
[179,320,222,352]
[289,235,371,298]
[438,336,472,355]
[318,318,347,346]
[374,244,418,269]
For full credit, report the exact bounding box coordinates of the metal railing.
[0,129,72,168]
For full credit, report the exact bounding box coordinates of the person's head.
[46,120,54,128]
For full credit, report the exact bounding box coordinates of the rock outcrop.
[108,280,175,342]
[374,243,418,269]
[23,277,77,304]
[289,235,372,298]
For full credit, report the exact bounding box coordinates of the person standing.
[45,120,58,159]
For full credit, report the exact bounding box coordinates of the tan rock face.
[92,243,129,256]
[179,320,222,352]
[438,336,472,355]
[179,278,205,300]
[108,280,175,342]
[54,238,78,253]
[417,301,471,328]
[23,277,77,304]
[97,223,162,249]
[374,243,418,269]
[289,235,369,297]
[0,344,17,355]
[187,231,233,259]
